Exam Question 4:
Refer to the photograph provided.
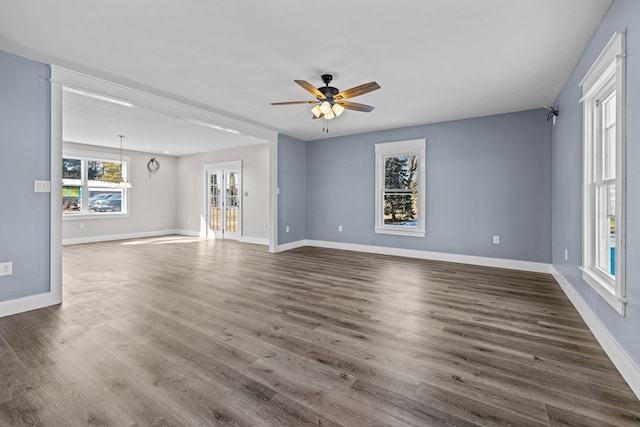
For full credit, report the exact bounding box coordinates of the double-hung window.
[579,31,626,314]
[63,150,130,217]
[374,139,426,237]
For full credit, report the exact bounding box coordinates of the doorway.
[206,161,242,240]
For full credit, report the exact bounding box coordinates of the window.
[580,31,626,315]
[374,139,426,237]
[62,150,130,217]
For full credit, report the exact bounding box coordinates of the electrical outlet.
[338,225,343,232]
[286,226,290,233]
[0,262,13,276]
[565,248,568,261]
[493,235,500,244]
[79,222,85,229]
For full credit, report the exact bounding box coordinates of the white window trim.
[63,148,131,220]
[374,138,426,237]
[579,31,626,315]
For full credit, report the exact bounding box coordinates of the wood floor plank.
[0,236,637,426]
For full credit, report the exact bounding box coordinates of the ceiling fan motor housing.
[318,86,339,99]
[318,74,339,100]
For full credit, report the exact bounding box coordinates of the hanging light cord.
[147,157,160,178]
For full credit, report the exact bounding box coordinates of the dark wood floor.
[0,236,638,426]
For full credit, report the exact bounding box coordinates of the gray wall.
[0,51,50,302]
[277,134,307,244]
[552,0,640,366]
[306,109,552,263]
[175,143,270,240]
[62,142,177,241]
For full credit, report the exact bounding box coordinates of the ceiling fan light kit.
[271,73,380,132]
[332,103,345,117]
[319,100,332,115]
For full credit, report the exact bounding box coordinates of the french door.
[206,162,241,240]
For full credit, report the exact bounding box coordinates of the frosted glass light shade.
[332,103,345,117]
[320,100,332,114]
[311,104,322,118]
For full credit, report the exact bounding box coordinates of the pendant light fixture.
[116,135,132,189]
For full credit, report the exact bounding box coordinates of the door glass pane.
[210,173,221,231]
[225,172,239,232]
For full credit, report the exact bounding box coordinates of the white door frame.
[204,161,242,240]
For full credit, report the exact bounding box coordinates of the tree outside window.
[384,155,417,226]
[374,139,426,237]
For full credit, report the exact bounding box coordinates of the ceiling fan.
[271,74,380,121]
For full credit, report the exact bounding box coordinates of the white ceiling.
[61,89,268,156]
[0,0,612,154]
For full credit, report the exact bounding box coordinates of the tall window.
[374,139,426,237]
[63,151,130,217]
[580,31,626,315]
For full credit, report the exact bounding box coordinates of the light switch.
[34,180,51,193]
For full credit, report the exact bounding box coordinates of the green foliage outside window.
[384,155,418,224]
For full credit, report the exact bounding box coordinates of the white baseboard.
[63,229,270,246]
[62,229,183,245]
[275,239,308,253]
[173,229,203,238]
[551,267,640,400]
[0,291,61,318]
[299,239,551,273]
[239,236,269,246]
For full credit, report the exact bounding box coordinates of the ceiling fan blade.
[294,80,325,99]
[271,100,317,105]
[338,101,375,112]
[334,81,380,100]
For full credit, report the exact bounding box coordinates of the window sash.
[62,152,130,217]
[382,190,419,227]
[580,31,625,315]
[594,182,615,278]
[374,139,426,237]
